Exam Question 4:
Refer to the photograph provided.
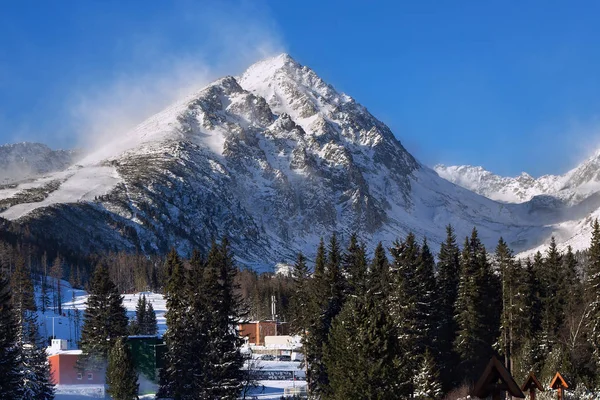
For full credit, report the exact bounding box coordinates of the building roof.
[47,349,83,356]
[550,372,569,389]
[472,356,525,398]
[521,372,544,392]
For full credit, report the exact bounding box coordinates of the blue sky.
[1,1,600,177]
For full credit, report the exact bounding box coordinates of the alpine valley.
[0,54,594,268]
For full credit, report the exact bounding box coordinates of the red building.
[238,321,290,345]
[48,350,104,385]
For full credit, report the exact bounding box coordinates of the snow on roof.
[47,349,83,356]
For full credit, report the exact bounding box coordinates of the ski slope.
[39,279,167,351]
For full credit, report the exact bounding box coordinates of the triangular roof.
[472,356,525,398]
[550,372,569,389]
[521,372,544,392]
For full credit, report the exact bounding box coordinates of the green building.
[126,336,166,383]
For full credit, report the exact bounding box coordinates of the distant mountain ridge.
[0,54,596,267]
[0,142,78,184]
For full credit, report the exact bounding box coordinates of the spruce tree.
[369,242,390,298]
[305,235,347,398]
[323,295,401,399]
[157,248,192,399]
[389,232,422,396]
[106,337,139,400]
[562,245,581,316]
[145,301,158,336]
[415,238,437,353]
[324,246,401,400]
[186,248,211,398]
[305,238,329,396]
[414,350,443,400]
[0,273,22,398]
[204,238,244,399]
[342,233,368,296]
[289,252,311,335]
[19,312,54,400]
[134,294,147,334]
[541,237,564,348]
[12,259,54,400]
[78,264,129,371]
[496,237,518,374]
[586,219,600,374]
[454,228,500,383]
[435,225,460,391]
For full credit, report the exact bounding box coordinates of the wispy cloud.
[68,1,284,153]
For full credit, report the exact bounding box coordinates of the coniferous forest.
[3,219,600,398]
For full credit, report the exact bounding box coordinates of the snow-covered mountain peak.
[239,54,353,127]
[3,54,589,266]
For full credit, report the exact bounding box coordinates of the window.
[76,373,82,380]
[87,373,93,380]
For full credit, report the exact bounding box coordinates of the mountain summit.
[0,54,575,266]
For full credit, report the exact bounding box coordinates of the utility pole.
[271,295,277,336]
[46,316,60,340]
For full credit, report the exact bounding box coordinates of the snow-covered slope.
[38,278,166,348]
[0,142,78,184]
[436,148,600,206]
[435,148,600,255]
[0,54,580,265]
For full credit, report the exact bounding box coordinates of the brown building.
[238,321,290,345]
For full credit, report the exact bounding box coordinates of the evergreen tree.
[541,237,564,348]
[342,233,368,296]
[289,253,311,335]
[454,228,500,383]
[369,242,390,298]
[134,294,147,334]
[323,295,401,399]
[585,219,600,375]
[204,238,244,399]
[389,232,422,396]
[158,249,192,399]
[435,225,460,391]
[496,237,518,374]
[11,258,54,400]
[415,238,437,352]
[324,245,401,400]
[145,301,158,336]
[305,235,347,398]
[186,248,211,398]
[304,238,328,396]
[0,273,22,398]
[78,264,128,372]
[19,312,54,400]
[562,245,582,315]
[106,337,139,400]
[413,350,443,400]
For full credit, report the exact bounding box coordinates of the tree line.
[288,223,600,399]
[4,218,600,398]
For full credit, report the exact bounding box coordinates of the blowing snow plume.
[69,1,285,163]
